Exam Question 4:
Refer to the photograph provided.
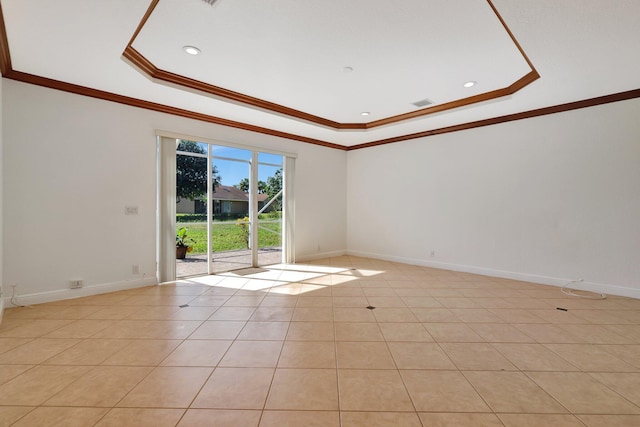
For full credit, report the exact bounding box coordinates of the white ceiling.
[134,0,531,124]
[2,0,639,147]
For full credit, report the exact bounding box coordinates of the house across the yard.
[176,185,270,216]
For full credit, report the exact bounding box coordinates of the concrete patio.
[176,248,283,277]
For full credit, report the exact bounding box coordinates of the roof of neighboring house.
[212,185,269,203]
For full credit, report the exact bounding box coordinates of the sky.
[210,145,282,187]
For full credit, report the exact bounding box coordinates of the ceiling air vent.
[412,98,434,108]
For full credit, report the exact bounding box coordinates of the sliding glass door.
[172,139,287,278]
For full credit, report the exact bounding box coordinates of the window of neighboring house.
[222,201,231,213]
[194,199,206,214]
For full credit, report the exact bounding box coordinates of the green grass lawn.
[178,220,282,254]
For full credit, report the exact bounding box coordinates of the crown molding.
[0,3,638,152]
[124,0,539,129]
[347,89,640,150]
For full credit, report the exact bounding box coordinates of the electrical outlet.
[132,264,140,275]
[124,206,138,215]
[69,280,84,289]
[430,250,436,258]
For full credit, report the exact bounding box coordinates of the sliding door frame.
[156,131,296,283]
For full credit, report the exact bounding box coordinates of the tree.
[176,140,221,201]
[235,178,268,194]
[236,178,249,192]
[265,168,283,210]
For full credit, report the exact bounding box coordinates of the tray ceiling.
[130,0,534,126]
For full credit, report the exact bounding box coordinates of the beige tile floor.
[1,256,640,426]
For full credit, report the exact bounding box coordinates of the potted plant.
[176,226,195,259]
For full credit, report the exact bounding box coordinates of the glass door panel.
[175,141,208,278]
[209,146,252,273]
[257,154,284,267]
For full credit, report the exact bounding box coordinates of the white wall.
[6,78,636,303]
[2,80,346,304]
[347,98,640,298]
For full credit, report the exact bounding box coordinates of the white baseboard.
[347,250,640,300]
[296,249,347,263]
[3,277,158,308]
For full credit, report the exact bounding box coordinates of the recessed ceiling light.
[183,46,201,55]
[361,112,370,116]
[463,81,477,88]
